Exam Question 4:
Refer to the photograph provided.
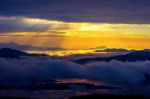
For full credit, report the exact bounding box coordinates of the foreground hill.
[69,93,150,99]
[74,50,150,64]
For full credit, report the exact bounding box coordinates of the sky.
[0,0,150,50]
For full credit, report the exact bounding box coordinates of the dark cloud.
[0,42,65,51]
[0,17,50,33]
[0,0,150,24]
[0,16,71,33]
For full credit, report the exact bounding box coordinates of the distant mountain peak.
[0,48,48,58]
[0,48,29,58]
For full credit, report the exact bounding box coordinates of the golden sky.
[0,17,150,50]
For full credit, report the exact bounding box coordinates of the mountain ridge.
[74,50,150,64]
[0,48,48,58]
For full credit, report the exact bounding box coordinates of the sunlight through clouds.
[0,16,150,49]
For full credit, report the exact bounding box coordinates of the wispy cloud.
[0,16,69,33]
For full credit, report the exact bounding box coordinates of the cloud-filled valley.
[0,56,150,87]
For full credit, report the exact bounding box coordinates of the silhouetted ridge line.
[0,48,48,58]
[74,50,150,64]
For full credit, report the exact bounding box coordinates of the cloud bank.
[0,57,150,86]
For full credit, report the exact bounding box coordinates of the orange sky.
[0,18,150,50]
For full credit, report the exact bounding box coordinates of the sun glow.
[0,17,150,50]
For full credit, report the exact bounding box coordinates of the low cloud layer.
[0,57,150,86]
[0,58,81,85]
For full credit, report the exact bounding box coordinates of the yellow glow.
[0,17,150,50]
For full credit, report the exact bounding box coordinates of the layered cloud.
[0,16,150,35]
[0,42,65,51]
[0,16,70,33]
[0,0,150,24]
[0,56,150,86]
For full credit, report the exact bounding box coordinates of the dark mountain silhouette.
[0,48,48,58]
[74,50,150,64]
[95,48,133,52]
[108,51,150,61]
